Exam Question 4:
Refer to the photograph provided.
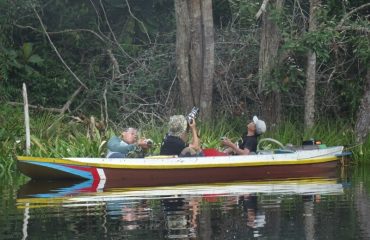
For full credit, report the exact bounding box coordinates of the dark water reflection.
[1,165,370,240]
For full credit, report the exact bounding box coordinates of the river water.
[1,164,370,240]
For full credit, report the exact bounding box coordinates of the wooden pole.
[22,83,31,155]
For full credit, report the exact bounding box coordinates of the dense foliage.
[0,0,369,169]
[0,0,368,121]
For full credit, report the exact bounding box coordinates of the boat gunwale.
[17,146,343,169]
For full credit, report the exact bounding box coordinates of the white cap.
[253,116,266,135]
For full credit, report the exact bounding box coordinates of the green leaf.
[22,42,33,61]
[28,54,44,64]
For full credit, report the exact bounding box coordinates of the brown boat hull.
[103,161,339,188]
[18,160,340,188]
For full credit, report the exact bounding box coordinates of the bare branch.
[107,49,123,78]
[165,73,177,106]
[13,23,39,32]
[103,86,109,129]
[99,0,137,63]
[336,26,370,34]
[32,6,88,89]
[338,3,370,27]
[14,23,108,42]
[89,0,113,43]
[8,102,64,113]
[59,86,84,115]
[125,0,151,44]
[256,0,270,20]
[8,86,84,115]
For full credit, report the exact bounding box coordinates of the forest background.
[0,0,369,170]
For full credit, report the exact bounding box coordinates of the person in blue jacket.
[106,127,151,158]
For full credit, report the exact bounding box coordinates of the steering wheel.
[257,138,285,151]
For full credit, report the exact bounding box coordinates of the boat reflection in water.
[17,178,345,239]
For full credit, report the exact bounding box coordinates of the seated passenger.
[160,115,202,157]
[221,116,266,155]
[106,127,151,158]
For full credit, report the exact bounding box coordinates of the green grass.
[0,105,369,176]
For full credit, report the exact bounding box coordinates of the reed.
[352,137,370,164]
[0,105,25,174]
[271,119,354,145]
[0,107,369,176]
[198,118,235,149]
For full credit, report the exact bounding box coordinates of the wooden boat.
[17,145,347,188]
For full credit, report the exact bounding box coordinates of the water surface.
[1,165,370,240]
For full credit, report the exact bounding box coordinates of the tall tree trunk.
[189,0,203,106]
[199,0,214,120]
[304,0,320,130]
[262,92,282,128]
[304,50,317,129]
[175,0,214,120]
[175,0,193,108]
[355,66,370,143]
[258,0,283,127]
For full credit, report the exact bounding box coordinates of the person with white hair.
[221,116,266,155]
[160,115,201,156]
[106,127,152,158]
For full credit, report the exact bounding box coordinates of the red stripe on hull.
[18,162,102,191]
[68,165,101,191]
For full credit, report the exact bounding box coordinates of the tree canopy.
[0,0,369,129]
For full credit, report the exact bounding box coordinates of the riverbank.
[0,105,367,175]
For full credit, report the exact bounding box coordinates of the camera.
[145,139,153,145]
[187,107,199,124]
